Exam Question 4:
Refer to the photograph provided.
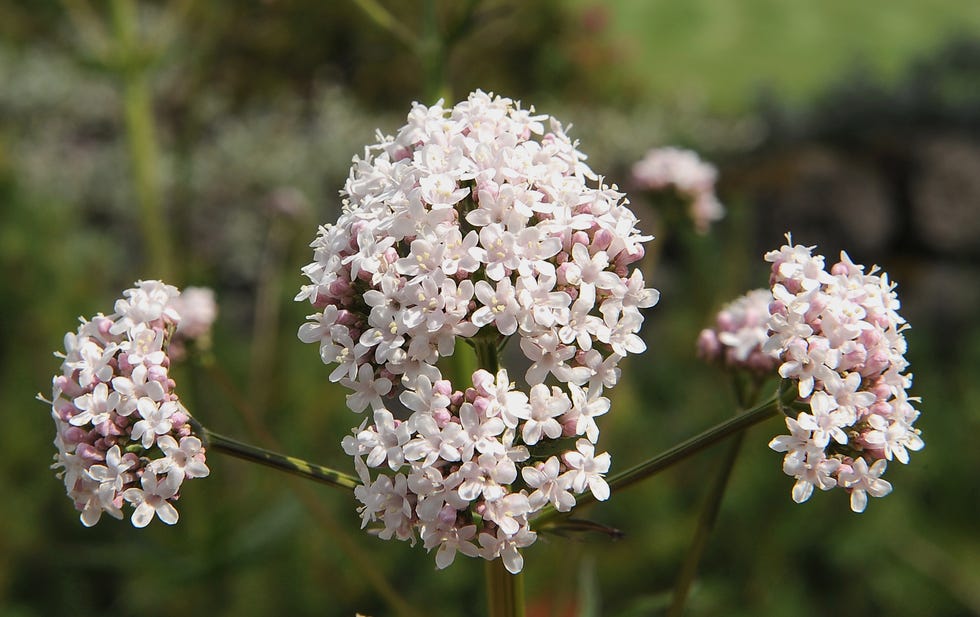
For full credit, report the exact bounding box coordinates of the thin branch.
[200,426,360,491]
[667,432,744,617]
[534,388,793,528]
[349,0,419,50]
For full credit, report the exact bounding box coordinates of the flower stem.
[198,425,359,492]
[473,336,501,374]
[420,0,450,104]
[666,377,768,616]
[534,389,790,527]
[666,431,744,617]
[349,0,418,50]
[473,337,524,617]
[486,559,526,617]
[189,364,422,617]
[109,0,174,280]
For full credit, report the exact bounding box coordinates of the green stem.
[666,376,770,615]
[349,0,418,50]
[192,362,423,617]
[247,212,291,416]
[472,337,523,617]
[473,337,500,374]
[420,0,450,104]
[109,0,174,280]
[199,426,360,492]
[535,390,790,528]
[666,431,744,617]
[486,559,526,617]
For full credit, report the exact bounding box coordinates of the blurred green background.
[2,1,979,616]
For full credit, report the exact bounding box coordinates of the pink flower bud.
[438,504,458,526]
[433,408,452,427]
[592,229,613,251]
[328,279,351,297]
[696,328,721,362]
[76,443,103,464]
[147,365,168,383]
[561,415,578,437]
[433,379,452,398]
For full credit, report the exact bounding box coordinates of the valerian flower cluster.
[765,235,923,512]
[631,146,724,234]
[697,288,780,375]
[45,281,210,527]
[297,90,659,572]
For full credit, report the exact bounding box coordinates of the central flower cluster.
[297,91,658,572]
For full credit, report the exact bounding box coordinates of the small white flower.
[151,435,210,483]
[342,364,393,413]
[124,472,180,527]
[130,398,178,449]
[86,445,135,503]
[562,439,611,501]
[838,458,892,513]
[46,280,209,529]
[70,382,120,427]
[522,457,575,512]
[472,278,520,336]
[517,384,569,445]
[566,383,610,443]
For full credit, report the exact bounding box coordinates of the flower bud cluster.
[631,146,724,234]
[46,281,209,527]
[297,90,658,572]
[697,288,780,374]
[764,235,922,512]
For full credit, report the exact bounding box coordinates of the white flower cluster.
[46,281,209,527]
[297,90,659,572]
[764,235,922,512]
[697,288,780,374]
[631,146,724,234]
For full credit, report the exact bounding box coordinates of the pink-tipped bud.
[561,415,578,437]
[433,408,452,427]
[438,504,458,526]
[696,328,721,362]
[433,380,453,398]
[592,229,613,251]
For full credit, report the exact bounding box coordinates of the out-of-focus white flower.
[632,146,724,234]
[296,91,659,571]
[44,281,209,528]
[172,286,218,340]
[764,234,921,512]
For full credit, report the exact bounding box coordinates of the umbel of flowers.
[631,147,724,234]
[697,288,780,375]
[764,235,923,512]
[44,281,210,527]
[297,90,659,572]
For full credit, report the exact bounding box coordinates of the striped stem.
[200,427,359,492]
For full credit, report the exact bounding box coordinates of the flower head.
[44,281,209,527]
[764,234,921,511]
[297,91,658,571]
[697,288,780,374]
[632,147,724,234]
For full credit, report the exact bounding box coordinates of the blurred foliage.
[1,2,978,617]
